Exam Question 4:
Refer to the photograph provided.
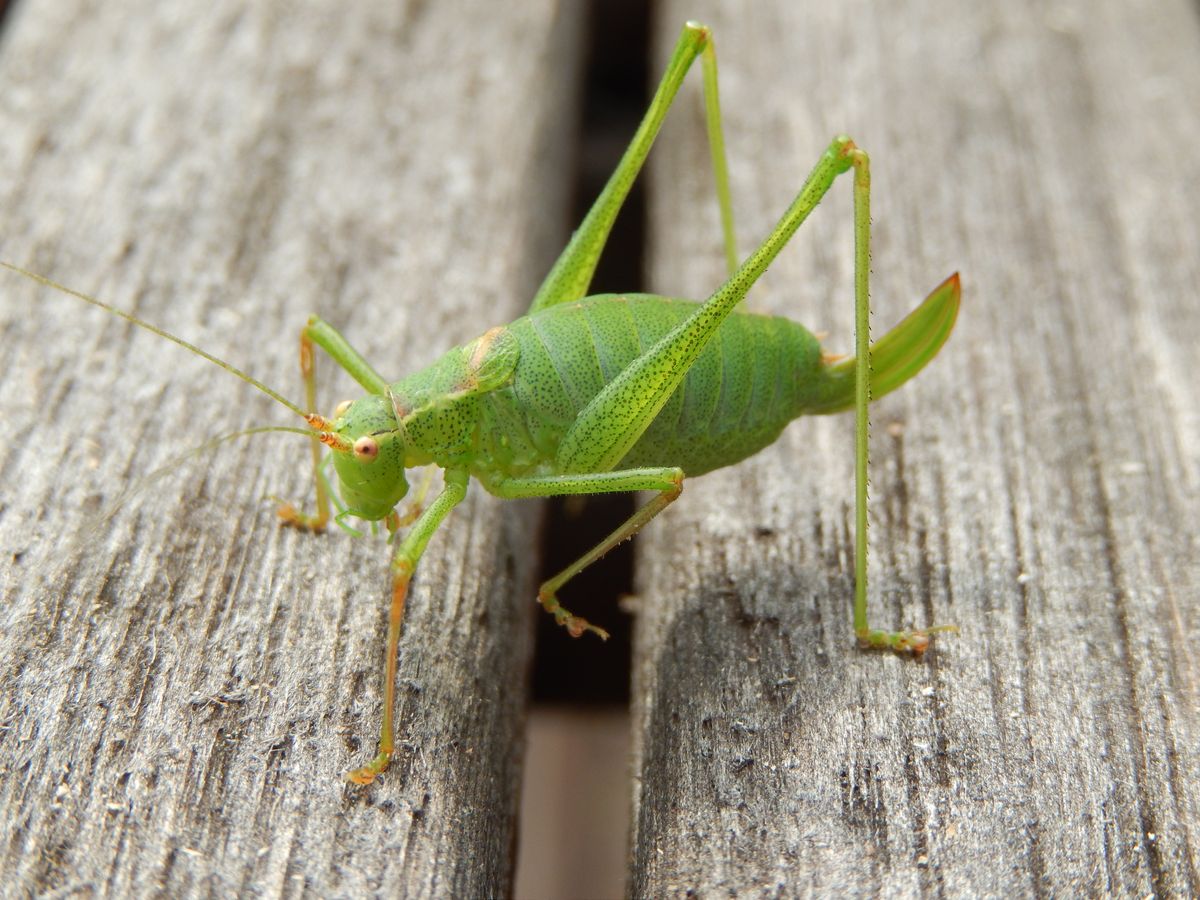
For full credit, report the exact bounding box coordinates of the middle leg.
[489,467,684,638]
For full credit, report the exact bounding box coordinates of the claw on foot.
[347,750,392,786]
[562,613,610,641]
[857,624,958,659]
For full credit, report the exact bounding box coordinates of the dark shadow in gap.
[0,0,18,37]
[530,0,651,706]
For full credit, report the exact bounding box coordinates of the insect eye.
[334,399,353,417]
[353,436,379,461]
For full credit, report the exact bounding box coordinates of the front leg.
[277,316,392,532]
[347,468,469,786]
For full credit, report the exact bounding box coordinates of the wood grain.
[0,2,579,895]
[4,1,1197,896]
[633,1,1199,896]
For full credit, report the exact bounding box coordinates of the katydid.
[1,21,960,786]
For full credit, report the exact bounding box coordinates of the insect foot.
[538,589,610,641]
[347,752,392,786]
[275,502,330,533]
[856,624,960,659]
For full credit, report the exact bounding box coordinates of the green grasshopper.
[2,22,959,785]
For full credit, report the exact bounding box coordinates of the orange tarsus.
[276,503,328,534]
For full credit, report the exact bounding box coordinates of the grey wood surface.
[4,1,1198,897]
[0,2,580,896]
[633,0,1199,897]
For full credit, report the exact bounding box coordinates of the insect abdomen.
[488,294,824,477]
[614,296,823,474]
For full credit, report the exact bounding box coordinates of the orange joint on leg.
[300,336,314,376]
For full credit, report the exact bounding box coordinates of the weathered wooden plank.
[633,1,1199,896]
[0,1,580,895]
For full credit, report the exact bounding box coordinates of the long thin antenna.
[1,261,309,419]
